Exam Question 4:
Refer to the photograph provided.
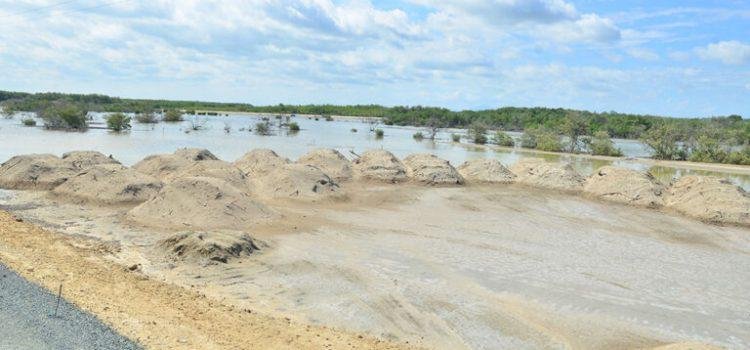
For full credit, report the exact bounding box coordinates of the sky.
[0,0,748,117]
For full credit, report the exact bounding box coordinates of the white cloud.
[696,40,750,65]
[627,48,659,61]
[537,14,620,43]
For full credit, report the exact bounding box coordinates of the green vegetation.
[467,122,488,144]
[1,90,748,165]
[106,113,131,132]
[587,131,622,156]
[413,132,424,140]
[163,110,183,122]
[39,103,88,130]
[255,121,270,135]
[492,131,514,147]
[288,122,300,132]
[22,118,36,126]
[135,111,158,124]
[375,129,384,138]
[351,128,358,133]
[451,133,461,142]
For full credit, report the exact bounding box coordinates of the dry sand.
[457,158,516,184]
[665,175,750,226]
[233,149,291,178]
[62,150,120,169]
[0,154,77,190]
[252,164,346,202]
[402,154,464,185]
[296,148,353,181]
[353,150,408,183]
[583,166,664,208]
[510,158,585,192]
[51,164,163,205]
[158,230,261,264]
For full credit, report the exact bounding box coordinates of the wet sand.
[1,184,748,349]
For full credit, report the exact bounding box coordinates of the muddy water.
[1,113,749,189]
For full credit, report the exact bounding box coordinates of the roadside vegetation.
[0,90,746,165]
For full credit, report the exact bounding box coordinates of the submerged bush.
[493,131,515,147]
[288,122,300,132]
[255,121,270,135]
[351,128,358,133]
[451,133,461,142]
[39,103,88,130]
[589,131,622,156]
[413,132,424,140]
[467,122,488,144]
[22,118,36,126]
[106,113,131,132]
[375,129,384,138]
[135,111,158,124]
[163,110,184,122]
[535,129,563,152]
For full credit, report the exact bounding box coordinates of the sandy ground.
[0,209,415,350]
[1,183,748,349]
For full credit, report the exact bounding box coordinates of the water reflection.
[1,112,748,190]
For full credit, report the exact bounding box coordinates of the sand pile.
[158,230,261,264]
[296,148,352,181]
[61,150,120,170]
[127,176,277,230]
[173,148,219,161]
[168,160,248,189]
[52,164,163,205]
[509,159,584,191]
[583,166,664,208]
[253,164,345,201]
[0,154,77,190]
[664,175,750,226]
[352,150,407,183]
[403,154,464,185]
[234,149,290,177]
[457,159,516,184]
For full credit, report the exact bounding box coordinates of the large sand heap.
[253,164,344,201]
[158,230,260,264]
[457,159,516,184]
[664,175,750,226]
[352,150,407,183]
[403,153,464,185]
[127,176,277,230]
[61,150,120,170]
[583,166,664,208]
[52,164,163,205]
[0,154,77,190]
[296,148,352,181]
[173,148,219,161]
[510,159,584,191]
[233,149,290,178]
[168,160,247,189]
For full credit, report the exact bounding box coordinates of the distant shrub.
[375,129,384,138]
[467,122,487,144]
[106,113,131,132]
[451,133,461,142]
[164,110,184,122]
[413,132,424,140]
[351,128,358,133]
[288,122,300,132]
[39,103,88,130]
[724,147,750,165]
[324,115,334,122]
[22,118,36,126]
[493,131,515,147]
[520,130,538,149]
[535,129,563,152]
[255,121,270,135]
[135,112,158,124]
[589,131,622,156]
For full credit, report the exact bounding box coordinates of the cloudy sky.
[0,0,748,117]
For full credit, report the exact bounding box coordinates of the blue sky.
[0,0,748,117]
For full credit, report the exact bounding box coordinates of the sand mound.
[352,150,407,183]
[127,176,277,230]
[234,149,291,178]
[173,148,219,161]
[52,164,163,205]
[133,154,192,180]
[664,175,750,226]
[649,342,723,350]
[296,148,352,181]
[167,160,247,189]
[158,230,260,264]
[403,153,464,185]
[61,150,120,170]
[253,164,345,201]
[0,154,77,190]
[457,158,516,184]
[509,159,584,191]
[583,166,664,208]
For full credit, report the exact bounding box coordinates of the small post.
[53,283,62,317]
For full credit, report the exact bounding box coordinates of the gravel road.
[0,263,141,350]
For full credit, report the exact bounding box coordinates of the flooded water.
[1,112,749,189]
